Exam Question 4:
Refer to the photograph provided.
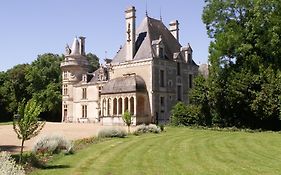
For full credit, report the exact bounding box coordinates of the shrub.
[122,110,132,133]
[0,151,25,175]
[134,124,161,135]
[32,134,73,155]
[159,124,165,132]
[98,128,127,138]
[170,102,206,126]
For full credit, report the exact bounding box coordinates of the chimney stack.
[79,36,86,55]
[169,20,179,41]
[181,44,193,63]
[125,6,136,60]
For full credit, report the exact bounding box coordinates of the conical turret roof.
[70,37,80,55]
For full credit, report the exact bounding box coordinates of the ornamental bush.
[32,134,73,155]
[134,124,161,135]
[170,102,205,126]
[0,151,25,175]
[97,127,127,138]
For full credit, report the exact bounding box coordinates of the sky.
[0,0,210,71]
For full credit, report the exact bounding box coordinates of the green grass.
[30,127,281,175]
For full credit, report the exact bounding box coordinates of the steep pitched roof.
[112,16,182,64]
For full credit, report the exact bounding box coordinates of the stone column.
[117,97,119,116]
[101,98,104,116]
[122,97,125,115]
[128,96,131,113]
[134,96,137,116]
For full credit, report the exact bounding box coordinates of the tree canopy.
[0,52,99,122]
[175,0,281,130]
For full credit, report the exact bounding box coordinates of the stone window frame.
[63,84,68,95]
[82,88,87,99]
[82,105,87,118]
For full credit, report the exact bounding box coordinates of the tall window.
[177,85,182,101]
[160,70,165,87]
[189,74,193,88]
[82,88,87,99]
[82,105,87,118]
[63,105,67,119]
[177,62,181,76]
[63,71,68,79]
[63,84,68,95]
[160,96,165,113]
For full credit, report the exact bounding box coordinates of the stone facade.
[61,6,198,125]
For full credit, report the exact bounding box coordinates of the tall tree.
[190,0,281,129]
[26,53,63,121]
[86,53,100,72]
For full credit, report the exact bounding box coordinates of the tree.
[122,110,132,133]
[13,99,45,163]
[86,53,99,72]
[25,53,63,121]
[2,64,31,120]
[185,0,281,129]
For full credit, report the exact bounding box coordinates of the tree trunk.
[19,139,25,164]
[128,126,130,133]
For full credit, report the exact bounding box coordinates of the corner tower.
[61,37,89,122]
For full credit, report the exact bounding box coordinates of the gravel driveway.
[0,122,128,153]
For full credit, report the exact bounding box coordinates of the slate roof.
[101,75,146,94]
[111,16,183,64]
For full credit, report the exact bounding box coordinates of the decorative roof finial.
[160,7,163,21]
[145,0,148,16]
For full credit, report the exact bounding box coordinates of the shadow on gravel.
[0,145,21,152]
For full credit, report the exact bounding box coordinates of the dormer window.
[188,53,192,63]
[159,46,164,58]
[82,74,87,82]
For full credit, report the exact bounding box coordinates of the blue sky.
[0,0,210,71]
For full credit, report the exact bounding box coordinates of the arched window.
[130,97,134,115]
[107,98,111,116]
[113,98,117,115]
[118,98,122,115]
[124,97,129,112]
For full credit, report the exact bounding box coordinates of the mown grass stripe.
[31,127,281,175]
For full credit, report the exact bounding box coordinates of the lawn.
[31,127,281,175]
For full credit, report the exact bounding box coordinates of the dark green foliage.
[183,0,281,130]
[0,52,99,122]
[170,102,189,126]
[86,53,99,73]
[171,102,205,126]
[26,53,63,121]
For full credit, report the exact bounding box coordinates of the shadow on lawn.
[42,164,70,169]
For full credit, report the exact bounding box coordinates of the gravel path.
[0,122,128,153]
